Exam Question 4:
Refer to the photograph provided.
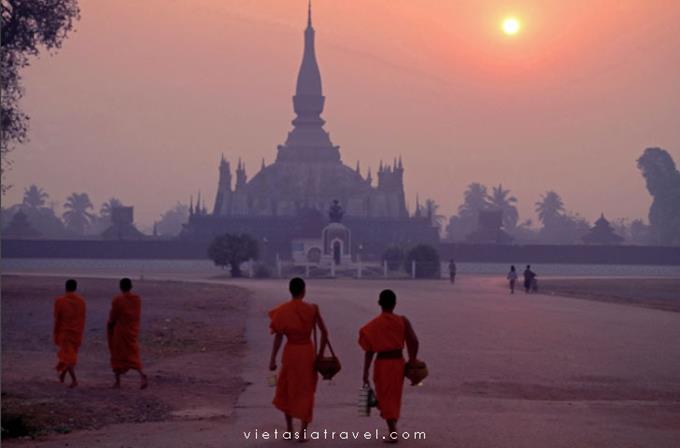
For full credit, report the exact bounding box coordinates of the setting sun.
[502,17,521,35]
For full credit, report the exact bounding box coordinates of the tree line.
[422,147,680,246]
[441,184,599,244]
[1,185,190,238]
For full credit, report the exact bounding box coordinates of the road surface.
[6,274,680,447]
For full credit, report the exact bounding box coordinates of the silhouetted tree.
[446,183,491,241]
[489,184,519,230]
[1,0,80,191]
[22,184,49,208]
[63,192,95,235]
[534,192,592,244]
[2,184,67,237]
[208,233,259,277]
[535,191,565,226]
[404,244,440,279]
[629,219,651,245]
[156,202,189,237]
[99,197,123,219]
[637,147,680,245]
[2,209,40,238]
[382,245,405,271]
[609,218,630,242]
[458,183,491,219]
[424,198,446,236]
[510,218,540,243]
[541,212,590,244]
[90,197,124,234]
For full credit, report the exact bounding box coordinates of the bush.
[404,244,441,279]
[254,263,272,278]
[207,233,259,277]
[382,245,405,271]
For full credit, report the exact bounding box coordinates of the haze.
[4,0,680,227]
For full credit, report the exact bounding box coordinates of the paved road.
[7,273,680,447]
[227,276,680,447]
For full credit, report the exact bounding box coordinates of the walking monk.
[107,278,148,389]
[269,277,329,441]
[53,279,86,388]
[359,289,420,443]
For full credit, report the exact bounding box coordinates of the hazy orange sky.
[5,0,680,228]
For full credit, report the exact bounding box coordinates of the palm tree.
[458,183,490,219]
[489,184,519,230]
[63,192,95,235]
[22,184,49,209]
[100,197,123,219]
[535,191,565,225]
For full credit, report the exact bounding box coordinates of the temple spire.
[308,0,312,28]
[295,1,322,97]
[277,2,339,163]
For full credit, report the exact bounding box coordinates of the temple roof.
[209,3,408,219]
[582,213,624,245]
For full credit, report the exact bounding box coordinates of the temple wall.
[3,238,679,266]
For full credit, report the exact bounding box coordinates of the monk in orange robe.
[107,278,148,389]
[53,279,86,388]
[359,289,419,443]
[269,277,329,441]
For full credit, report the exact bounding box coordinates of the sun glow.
[502,17,521,35]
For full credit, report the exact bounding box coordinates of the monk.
[53,279,86,388]
[359,289,420,443]
[269,277,329,442]
[107,278,148,389]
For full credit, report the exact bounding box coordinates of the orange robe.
[107,292,143,373]
[359,312,406,421]
[269,299,318,423]
[53,293,86,373]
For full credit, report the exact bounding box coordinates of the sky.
[4,0,680,228]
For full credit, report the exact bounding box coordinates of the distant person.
[359,289,420,443]
[269,277,330,441]
[507,266,518,294]
[448,259,457,284]
[523,265,536,294]
[107,278,147,389]
[53,279,86,388]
